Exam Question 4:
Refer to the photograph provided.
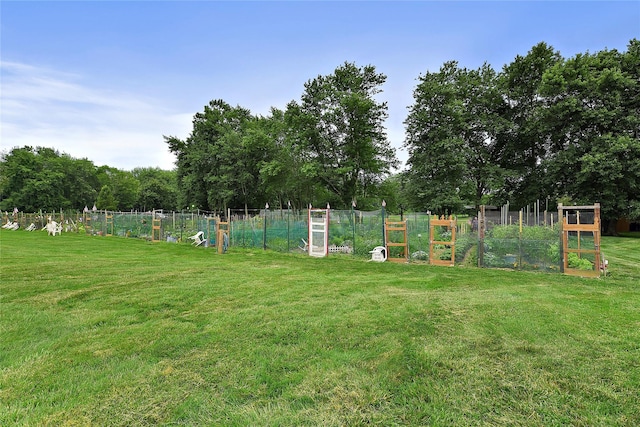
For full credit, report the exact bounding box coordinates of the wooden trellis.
[558,203,601,277]
[429,215,456,266]
[385,219,408,263]
[105,213,114,236]
[151,211,162,242]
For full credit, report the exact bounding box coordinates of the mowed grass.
[1,230,638,426]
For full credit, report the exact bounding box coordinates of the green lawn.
[1,230,638,426]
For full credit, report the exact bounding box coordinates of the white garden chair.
[189,231,206,246]
[369,246,387,262]
[45,221,62,236]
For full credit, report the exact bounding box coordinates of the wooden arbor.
[558,203,602,277]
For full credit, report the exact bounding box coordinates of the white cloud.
[1,61,191,170]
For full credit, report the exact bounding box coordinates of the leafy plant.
[567,252,593,270]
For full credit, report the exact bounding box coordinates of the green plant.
[567,252,594,270]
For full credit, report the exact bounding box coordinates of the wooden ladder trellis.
[385,219,408,263]
[152,211,162,242]
[559,203,601,277]
[429,215,457,266]
[105,213,114,236]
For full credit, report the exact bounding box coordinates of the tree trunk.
[602,218,618,236]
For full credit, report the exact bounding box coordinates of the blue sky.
[2,1,638,171]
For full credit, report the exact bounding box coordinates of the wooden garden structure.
[429,215,456,266]
[384,219,408,263]
[558,203,602,277]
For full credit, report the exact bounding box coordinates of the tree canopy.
[403,39,639,227]
[2,41,638,230]
[167,63,398,211]
[0,146,177,212]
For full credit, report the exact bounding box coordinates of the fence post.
[519,210,523,270]
[351,201,356,256]
[287,201,291,252]
[478,205,485,268]
[263,203,269,250]
[381,200,386,247]
[558,203,564,273]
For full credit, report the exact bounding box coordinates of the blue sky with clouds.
[2,1,638,170]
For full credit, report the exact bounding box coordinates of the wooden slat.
[563,224,599,232]
[431,259,454,267]
[564,268,600,277]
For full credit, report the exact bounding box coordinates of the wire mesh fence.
[2,204,601,275]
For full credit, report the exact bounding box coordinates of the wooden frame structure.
[308,207,330,257]
[105,213,114,236]
[384,220,408,263]
[429,215,456,266]
[558,203,601,277]
[217,221,229,253]
[151,210,162,242]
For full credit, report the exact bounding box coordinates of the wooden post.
[478,206,485,268]
[558,203,564,273]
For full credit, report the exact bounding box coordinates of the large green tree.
[96,185,117,211]
[403,61,507,213]
[132,167,177,211]
[257,108,322,210]
[539,39,640,232]
[1,147,75,211]
[497,42,562,207]
[286,62,398,208]
[166,100,261,212]
[96,167,140,211]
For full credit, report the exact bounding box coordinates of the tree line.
[403,40,639,233]
[0,146,177,212]
[1,40,638,232]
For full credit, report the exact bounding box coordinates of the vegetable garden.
[3,203,604,276]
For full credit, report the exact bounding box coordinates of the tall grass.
[1,230,638,426]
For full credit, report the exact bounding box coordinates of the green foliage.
[3,41,638,221]
[403,39,639,225]
[489,224,558,240]
[0,146,175,212]
[96,185,117,211]
[166,100,257,211]
[286,62,398,208]
[403,61,509,213]
[0,146,73,211]
[133,167,178,211]
[567,252,594,270]
[539,40,640,228]
[482,225,559,269]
